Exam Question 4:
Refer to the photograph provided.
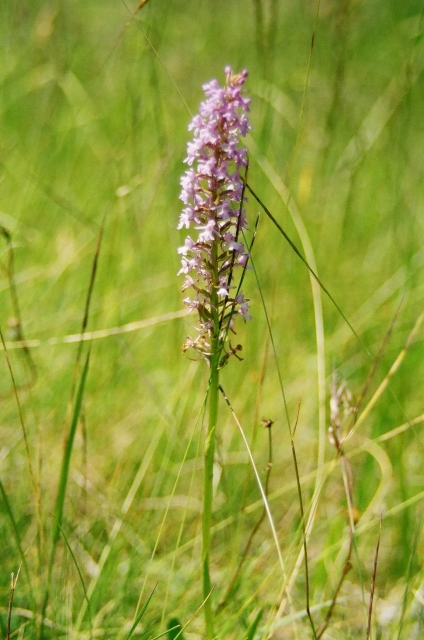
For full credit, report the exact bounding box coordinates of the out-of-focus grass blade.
[245,609,263,640]
[148,630,175,640]
[165,618,184,639]
[0,480,35,611]
[123,586,156,640]
[149,625,182,640]
[57,521,92,636]
[40,349,91,638]
[396,519,422,640]
[245,176,368,358]
[51,350,91,547]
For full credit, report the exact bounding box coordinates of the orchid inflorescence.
[178,66,251,362]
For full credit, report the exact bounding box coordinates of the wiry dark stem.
[317,441,355,638]
[366,516,382,640]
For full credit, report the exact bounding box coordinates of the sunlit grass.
[1,1,424,638]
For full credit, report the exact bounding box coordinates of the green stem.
[202,244,220,639]
[203,354,219,638]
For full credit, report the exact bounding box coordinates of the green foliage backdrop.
[0,1,424,638]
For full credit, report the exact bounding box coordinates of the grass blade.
[0,481,35,611]
[245,609,262,640]
[40,349,91,638]
[219,386,288,587]
[165,618,184,640]
[56,521,92,636]
[51,350,91,547]
[124,586,157,640]
[245,179,369,359]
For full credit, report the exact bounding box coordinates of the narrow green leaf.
[166,618,184,639]
[150,625,181,640]
[52,350,91,547]
[124,586,157,640]
[0,480,35,610]
[57,522,92,634]
[246,182,372,360]
[245,609,263,640]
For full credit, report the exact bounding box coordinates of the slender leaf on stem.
[219,419,274,609]
[245,181,370,360]
[219,386,288,584]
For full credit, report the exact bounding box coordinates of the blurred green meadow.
[1,0,424,638]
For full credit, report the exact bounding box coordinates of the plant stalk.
[202,245,220,639]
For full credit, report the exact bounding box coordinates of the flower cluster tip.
[178,67,252,362]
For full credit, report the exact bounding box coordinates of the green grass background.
[1,0,424,638]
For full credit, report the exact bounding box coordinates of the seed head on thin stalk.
[177,66,252,365]
[328,372,355,450]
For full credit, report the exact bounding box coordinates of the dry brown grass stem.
[316,448,354,638]
[290,400,318,639]
[317,400,356,638]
